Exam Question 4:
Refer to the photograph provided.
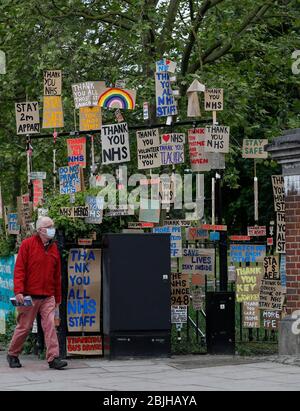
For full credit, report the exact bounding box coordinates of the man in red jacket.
[7,216,67,370]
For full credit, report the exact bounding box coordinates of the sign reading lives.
[67,248,101,332]
[136,128,161,170]
[15,102,40,134]
[101,122,130,165]
[182,248,215,276]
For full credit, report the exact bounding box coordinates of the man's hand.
[15,294,24,304]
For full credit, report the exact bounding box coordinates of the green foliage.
[0,234,16,257]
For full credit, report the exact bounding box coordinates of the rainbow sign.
[98,88,135,110]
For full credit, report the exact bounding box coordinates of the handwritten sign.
[205,126,229,153]
[164,220,191,227]
[236,266,262,302]
[44,70,62,96]
[171,273,190,306]
[139,198,160,223]
[153,226,182,258]
[188,128,211,172]
[202,224,227,231]
[67,137,86,168]
[30,172,46,180]
[155,71,178,117]
[42,96,64,129]
[247,226,266,237]
[262,310,280,330]
[67,335,102,356]
[67,249,101,332]
[160,144,184,165]
[230,244,266,263]
[85,196,103,224]
[105,205,134,217]
[59,165,81,194]
[186,227,209,241]
[101,122,130,165]
[98,87,136,110]
[243,301,260,328]
[242,139,268,159]
[136,129,161,169]
[161,133,185,145]
[191,289,204,311]
[263,256,280,280]
[182,248,215,276]
[33,180,43,209]
[259,279,284,311]
[72,81,105,108]
[79,106,102,131]
[204,88,223,111]
[271,175,285,212]
[128,222,154,229]
[60,207,90,218]
[276,212,285,254]
[230,236,251,241]
[15,102,40,134]
[7,213,20,235]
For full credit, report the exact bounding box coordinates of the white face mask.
[46,228,56,239]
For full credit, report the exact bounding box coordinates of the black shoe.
[48,357,68,370]
[7,354,22,368]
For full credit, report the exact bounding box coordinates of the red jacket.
[14,235,62,304]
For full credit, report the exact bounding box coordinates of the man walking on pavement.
[7,216,67,370]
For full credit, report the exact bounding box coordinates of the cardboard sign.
[17,196,33,235]
[136,129,161,170]
[139,198,160,223]
[210,152,226,170]
[15,102,40,134]
[243,301,260,328]
[105,206,134,217]
[33,179,43,209]
[153,226,182,258]
[59,165,81,194]
[160,144,184,165]
[188,128,211,172]
[191,288,204,311]
[264,256,280,280]
[191,274,205,286]
[205,126,230,153]
[276,212,285,254]
[161,133,185,145]
[156,58,177,73]
[259,279,284,311]
[78,239,93,246]
[262,311,280,330]
[155,71,178,117]
[171,306,187,324]
[7,213,20,235]
[42,96,64,129]
[171,273,190,306]
[60,207,90,218]
[67,249,101,332]
[72,81,105,108]
[164,220,191,227]
[128,222,154,229]
[67,137,86,168]
[79,106,102,131]
[182,248,215,276]
[242,139,268,159]
[247,226,266,237]
[186,227,209,241]
[44,70,62,96]
[67,335,102,356]
[98,87,136,110]
[159,179,175,205]
[230,244,266,263]
[236,266,262,303]
[204,88,223,111]
[101,122,130,165]
[202,224,227,232]
[271,175,285,212]
[230,236,251,241]
[85,196,104,224]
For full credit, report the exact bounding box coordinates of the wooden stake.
[212,177,215,225]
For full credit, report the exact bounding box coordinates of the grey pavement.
[0,352,300,391]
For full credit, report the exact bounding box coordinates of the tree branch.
[181,0,226,76]
[158,0,181,55]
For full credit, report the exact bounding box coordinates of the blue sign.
[230,244,266,263]
[0,255,15,314]
[210,232,220,241]
[280,254,286,288]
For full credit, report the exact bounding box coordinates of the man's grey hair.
[36,216,54,231]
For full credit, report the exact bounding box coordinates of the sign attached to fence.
[259,279,284,311]
[243,301,260,329]
[171,305,187,324]
[262,310,281,330]
[153,226,182,258]
[263,256,280,280]
[236,266,262,303]
[67,248,101,332]
[276,212,286,254]
[247,226,266,237]
[271,175,285,212]
[171,273,189,306]
[0,255,15,314]
[182,248,215,276]
[230,244,266,263]
[67,335,102,356]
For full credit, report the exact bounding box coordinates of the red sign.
[202,224,227,231]
[67,336,102,355]
[33,180,43,209]
[78,238,93,246]
[267,237,274,246]
[128,222,154,228]
[230,236,251,241]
